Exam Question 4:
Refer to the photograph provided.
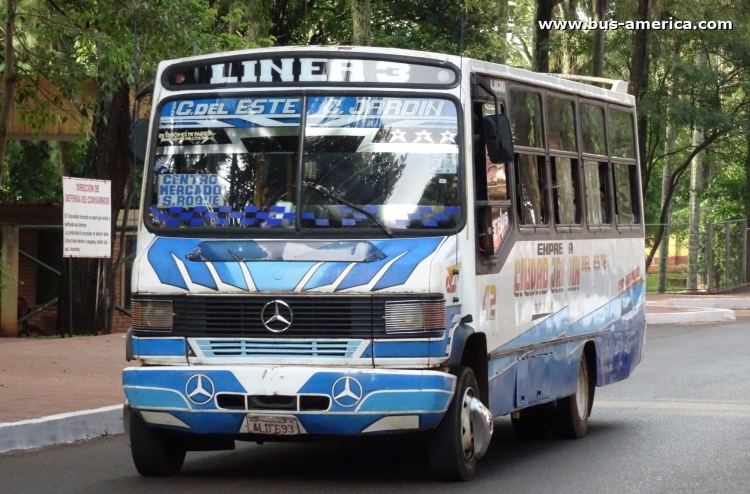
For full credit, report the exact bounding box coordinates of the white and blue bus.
[124,46,645,481]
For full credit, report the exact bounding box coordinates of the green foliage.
[0,140,61,202]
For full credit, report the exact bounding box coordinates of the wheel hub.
[460,387,476,461]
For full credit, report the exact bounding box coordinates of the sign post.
[62,178,112,336]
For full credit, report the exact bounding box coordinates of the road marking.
[596,399,750,417]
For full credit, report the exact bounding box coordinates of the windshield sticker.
[160,97,302,129]
[157,174,227,208]
[430,154,458,174]
[304,97,459,155]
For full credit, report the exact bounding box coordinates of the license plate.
[242,414,303,435]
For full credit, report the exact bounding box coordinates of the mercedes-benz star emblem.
[261,300,293,332]
[185,374,215,405]
[332,376,363,407]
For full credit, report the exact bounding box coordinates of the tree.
[629,0,649,184]
[0,0,17,189]
[12,0,216,335]
[591,0,607,77]
[352,0,371,46]
[533,0,555,72]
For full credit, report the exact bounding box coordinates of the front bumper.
[123,366,456,436]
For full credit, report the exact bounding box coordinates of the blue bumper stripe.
[132,337,185,357]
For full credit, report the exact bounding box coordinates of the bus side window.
[608,108,639,225]
[612,164,640,225]
[551,157,581,225]
[609,109,636,159]
[580,104,607,155]
[515,153,548,226]
[583,161,611,226]
[547,96,580,226]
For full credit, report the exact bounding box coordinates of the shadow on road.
[159,417,632,485]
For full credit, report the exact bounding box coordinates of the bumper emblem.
[332,376,363,407]
[186,374,215,405]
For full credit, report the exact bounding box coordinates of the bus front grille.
[133,294,444,339]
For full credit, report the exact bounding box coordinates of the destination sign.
[164,57,458,88]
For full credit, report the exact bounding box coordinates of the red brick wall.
[19,232,132,335]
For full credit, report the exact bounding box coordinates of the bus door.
[470,76,514,345]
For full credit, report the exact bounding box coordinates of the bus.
[123,46,646,481]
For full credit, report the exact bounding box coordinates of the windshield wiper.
[303,181,393,237]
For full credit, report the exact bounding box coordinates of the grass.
[646,272,687,293]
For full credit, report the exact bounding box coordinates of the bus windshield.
[149,95,461,233]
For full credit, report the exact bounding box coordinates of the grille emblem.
[261,300,293,333]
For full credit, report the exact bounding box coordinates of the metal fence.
[645,219,748,293]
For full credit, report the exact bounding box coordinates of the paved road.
[2,319,749,493]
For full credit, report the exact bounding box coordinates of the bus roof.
[157,45,634,107]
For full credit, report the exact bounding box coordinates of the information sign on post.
[62,177,112,258]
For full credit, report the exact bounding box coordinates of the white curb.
[646,306,736,324]
[0,405,123,454]
[667,298,750,310]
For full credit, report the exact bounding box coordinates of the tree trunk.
[533,0,555,72]
[592,0,607,77]
[352,0,371,46]
[629,0,649,187]
[657,119,676,293]
[687,124,705,292]
[495,0,509,64]
[57,79,131,336]
[560,0,578,74]
[746,113,750,282]
[0,0,17,188]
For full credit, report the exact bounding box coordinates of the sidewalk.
[0,334,128,423]
[645,291,750,321]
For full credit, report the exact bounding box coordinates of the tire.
[511,405,549,439]
[129,408,186,476]
[428,366,481,482]
[550,353,593,439]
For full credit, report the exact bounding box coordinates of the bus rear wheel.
[428,366,480,481]
[129,408,186,476]
[550,354,593,439]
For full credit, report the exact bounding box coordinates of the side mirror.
[483,113,514,164]
[131,118,150,164]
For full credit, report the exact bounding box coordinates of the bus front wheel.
[129,408,186,476]
[428,366,480,481]
[550,354,593,439]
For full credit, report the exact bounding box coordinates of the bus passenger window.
[613,164,640,224]
[551,157,580,225]
[515,154,548,226]
[583,161,611,226]
[547,97,577,152]
[509,91,543,148]
[609,109,635,159]
[486,161,508,201]
[580,104,607,156]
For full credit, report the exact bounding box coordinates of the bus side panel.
[594,290,646,386]
[480,237,646,417]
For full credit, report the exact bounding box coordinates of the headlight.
[384,299,445,334]
[132,299,173,332]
